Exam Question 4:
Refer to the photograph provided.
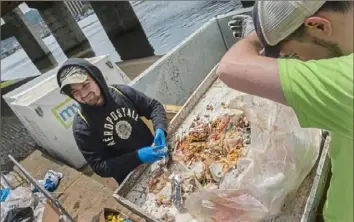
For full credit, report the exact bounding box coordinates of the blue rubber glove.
[0,188,10,202]
[153,128,166,146]
[137,145,168,163]
[44,179,56,192]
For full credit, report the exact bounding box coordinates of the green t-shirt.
[278,54,353,222]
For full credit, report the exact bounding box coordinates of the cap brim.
[252,2,280,58]
[60,74,88,90]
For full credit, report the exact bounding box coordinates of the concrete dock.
[10,150,122,221]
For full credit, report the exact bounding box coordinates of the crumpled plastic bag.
[31,170,63,192]
[0,187,47,222]
[0,187,35,222]
[185,95,321,222]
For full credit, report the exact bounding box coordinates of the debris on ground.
[31,170,63,192]
[0,186,46,222]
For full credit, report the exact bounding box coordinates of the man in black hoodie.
[56,58,168,184]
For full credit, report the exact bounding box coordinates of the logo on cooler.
[51,98,80,129]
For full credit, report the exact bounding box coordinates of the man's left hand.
[228,14,255,38]
[154,128,166,146]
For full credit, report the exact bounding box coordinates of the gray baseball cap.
[252,1,326,58]
[58,66,88,91]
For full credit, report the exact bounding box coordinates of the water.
[1,1,241,81]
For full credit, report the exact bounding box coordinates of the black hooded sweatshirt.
[57,58,167,183]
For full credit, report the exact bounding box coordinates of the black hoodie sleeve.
[114,84,168,132]
[72,115,142,183]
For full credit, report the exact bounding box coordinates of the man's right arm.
[72,117,142,183]
[217,33,353,137]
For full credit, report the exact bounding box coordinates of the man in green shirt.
[217,1,353,221]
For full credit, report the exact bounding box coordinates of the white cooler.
[3,55,131,169]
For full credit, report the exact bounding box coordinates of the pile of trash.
[147,112,250,209]
[0,186,46,222]
[0,170,63,222]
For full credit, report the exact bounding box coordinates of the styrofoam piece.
[130,17,227,106]
[6,55,131,169]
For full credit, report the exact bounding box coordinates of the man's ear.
[304,16,333,37]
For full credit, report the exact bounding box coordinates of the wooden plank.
[301,132,331,222]
[58,175,105,218]
[113,194,160,222]
[13,150,64,180]
[163,104,182,122]
[163,104,182,113]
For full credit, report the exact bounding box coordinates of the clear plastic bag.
[185,95,321,222]
[0,187,47,222]
[0,187,35,222]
